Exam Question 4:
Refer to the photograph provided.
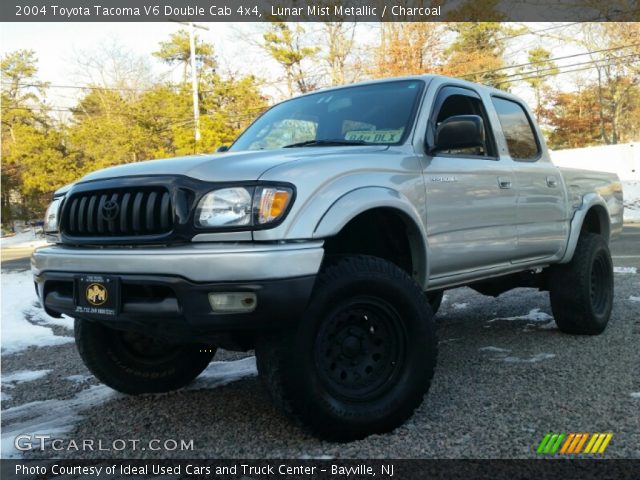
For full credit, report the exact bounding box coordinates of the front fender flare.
[313,187,429,286]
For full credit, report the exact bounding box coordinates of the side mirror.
[217,145,229,153]
[431,115,485,154]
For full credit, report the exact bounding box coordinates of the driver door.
[423,87,518,279]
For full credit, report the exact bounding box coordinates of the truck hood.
[77,145,388,184]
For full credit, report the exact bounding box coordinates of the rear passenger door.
[490,96,568,262]
[423,86,518,278]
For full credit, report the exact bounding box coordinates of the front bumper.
[32,242,323,336]
[32,241,324,282]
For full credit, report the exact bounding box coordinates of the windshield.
[229,80,425,151]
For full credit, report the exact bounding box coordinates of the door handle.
[498,177,512,189]
[546,176,558,188]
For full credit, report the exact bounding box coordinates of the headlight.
[44,198,62,233]
[195,185,293,229]
[196,187,253,227]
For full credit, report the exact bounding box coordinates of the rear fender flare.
[560,193,611,263]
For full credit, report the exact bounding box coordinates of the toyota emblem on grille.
[101,200,120,221]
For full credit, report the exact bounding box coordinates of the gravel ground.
[2,227,639,459]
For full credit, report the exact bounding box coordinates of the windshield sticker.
[345,129,404,143]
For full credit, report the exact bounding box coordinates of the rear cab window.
[491,97,541,161]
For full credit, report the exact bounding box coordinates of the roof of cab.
[292,74,515,101]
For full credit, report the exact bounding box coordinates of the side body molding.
[313,187,429,287]
[560,193,611,264]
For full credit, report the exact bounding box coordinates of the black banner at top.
[2,0,640,22]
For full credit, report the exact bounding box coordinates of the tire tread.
[257,255,437,441]
[548,233,613,335]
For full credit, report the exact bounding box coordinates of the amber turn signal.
[255,187,292,224]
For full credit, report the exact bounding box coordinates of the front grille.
[63,187,173,237]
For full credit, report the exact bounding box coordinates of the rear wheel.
[548,232,614,335]
[75,319,215,394]
[257,255,437,441]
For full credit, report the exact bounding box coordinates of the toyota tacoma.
[33,76,624,441]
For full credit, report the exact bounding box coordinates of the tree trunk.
[1,191,12,228]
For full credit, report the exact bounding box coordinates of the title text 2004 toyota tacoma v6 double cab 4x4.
[33,76,623,441]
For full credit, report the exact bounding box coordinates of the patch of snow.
[523,318,559,332]
[630,392,640,399]
[0,229,48,248]
[1,271,74,354]
[1,357,258,458]
[614,266,637,274]
[452,302,468,310]
[488,308,553,323]
[478,346,556,364]
[299,454,335,460]
[503,353,556,363]
[64,375,93,383]
[1,392,12,402]
[1,385,115,458]
[622,180,640,223]
[479,346,512,353]
[441,294,449,304]
[629,296,640,302]
[27,311,74,330]
[2,370,51,386]
[536,320,558,330]
[188,356,257,390]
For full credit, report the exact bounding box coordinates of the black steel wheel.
[116,330,183,364]
[315,296,407,401]
[257,255,437,441]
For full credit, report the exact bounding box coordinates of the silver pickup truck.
[33,75,623,441]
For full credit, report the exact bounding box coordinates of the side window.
[434,93,495,157]
[491,97,540,161]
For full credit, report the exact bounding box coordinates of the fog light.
[208,292,257,313]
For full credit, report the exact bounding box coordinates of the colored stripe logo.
[537,433,613,454]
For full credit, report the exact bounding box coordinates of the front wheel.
[548,232,614,335]
[257,255,437,441]
[75,319,215,394]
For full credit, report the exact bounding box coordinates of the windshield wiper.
[282,139,370,148]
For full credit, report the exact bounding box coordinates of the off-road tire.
[548,232,614,335]
[256,255,437,441]
[75,318,215,394]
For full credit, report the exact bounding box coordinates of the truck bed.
[559,166,624,238]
